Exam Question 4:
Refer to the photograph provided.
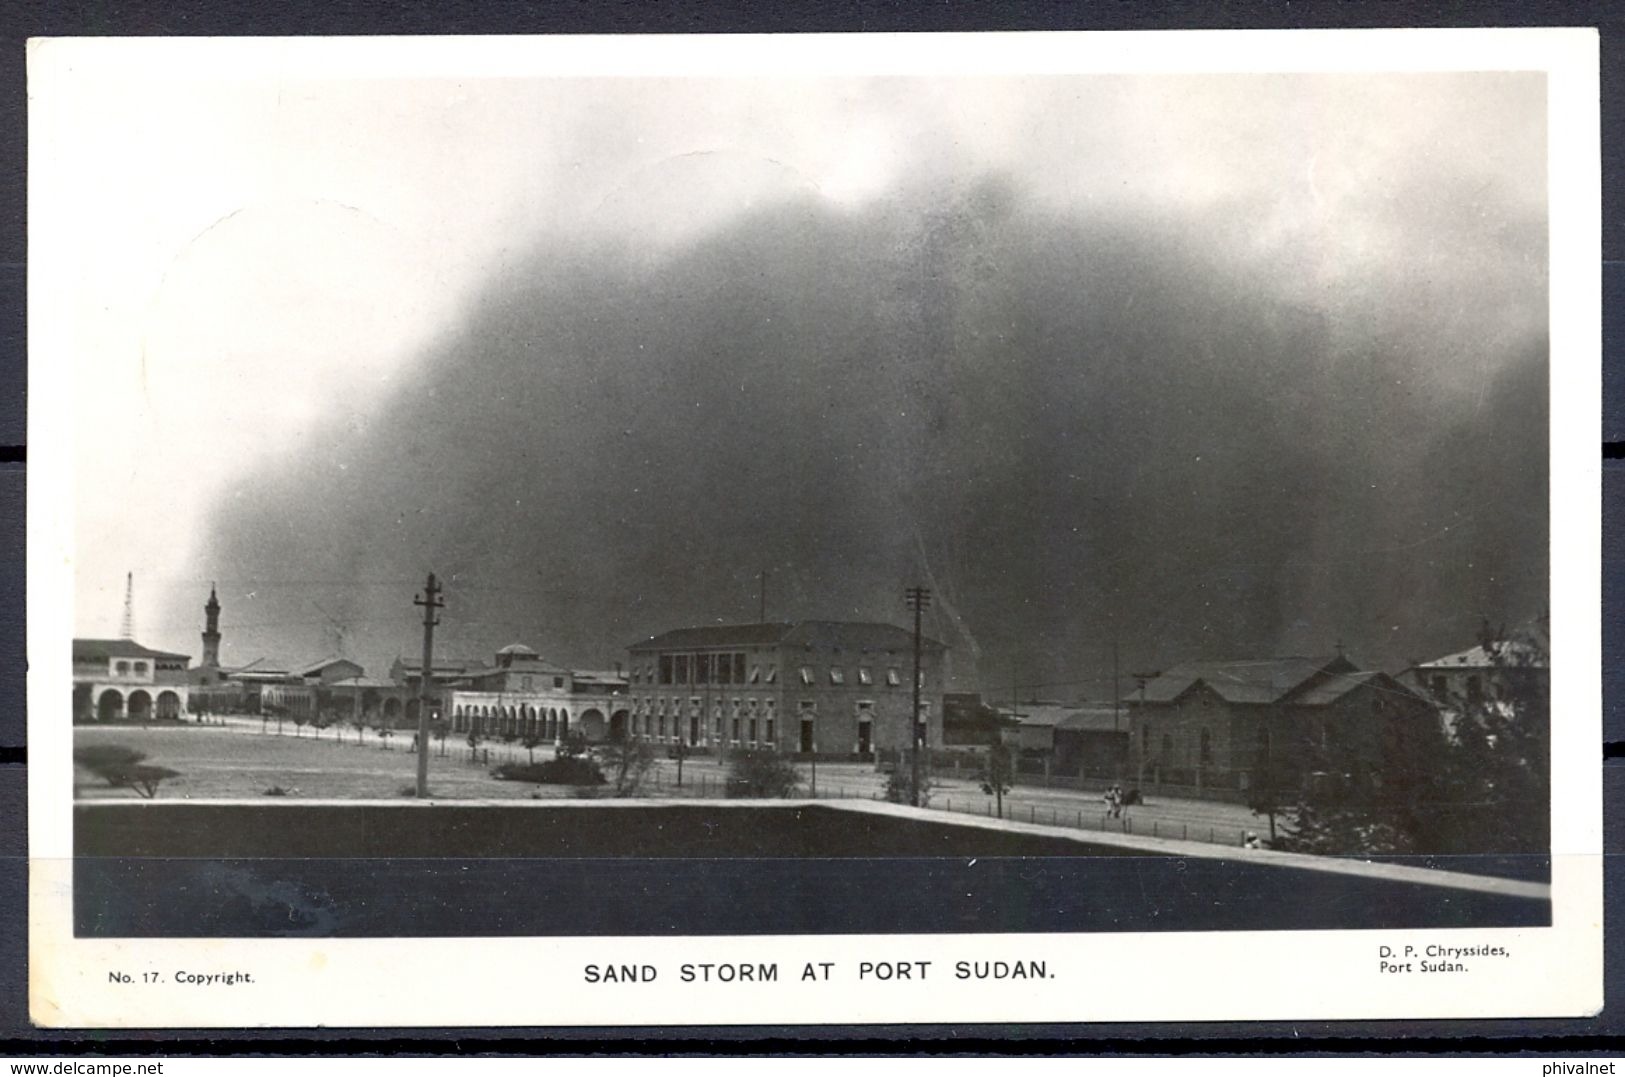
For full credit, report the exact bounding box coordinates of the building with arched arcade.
[440,643,630,746]
[73,638,191,722]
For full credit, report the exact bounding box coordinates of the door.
[857,719,872,755]
[800,718,814,753]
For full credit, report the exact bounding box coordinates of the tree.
[291,709,308,737]
[977,740,1016,819]
[884,756,935,807]
[73,746,180,799]
[600,738,656,796]
[522,728,545,765]
[1245,722,1295,846]
[118,764,182,799]
[673,737,689,787]
[727,750,802,798]
[350,707,369,746]
[1425,618,1550,857]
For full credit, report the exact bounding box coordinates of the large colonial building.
[1127,653,1437,801]
[438,643,630,744]
[73,638,191,722]
[625,621,947,757]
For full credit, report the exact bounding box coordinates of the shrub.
[884,760,936,807]
[491,757,606,786]
[725,750,801,799]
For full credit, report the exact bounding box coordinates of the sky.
[42,45,1551,695]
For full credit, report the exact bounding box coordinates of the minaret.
[202,583,222,668]
[119,572,135,640]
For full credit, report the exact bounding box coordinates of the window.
[858,667,873,686]
[553,676,564,689]
[715,654,730,685]
[116,661,130,674]
[734,653,747,684]
[675,655,689,685]
[886,668,902,687]
[714,715,722,738]
[1466,674,1483,702]
[749,718,758,743]
[732,717,741,742]
[133,661,148,674]
[749,665,761,684]
[658,715,667,737]
[695,654,710,684]
[829,668,845,685]
[1199,728,1213,766]
[765,665,778,684]
[659,656,673,684]
[766,719,775,744]
[799,666,815,686]
[521,675,533,691]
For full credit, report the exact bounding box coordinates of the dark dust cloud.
[184,163,1548,693]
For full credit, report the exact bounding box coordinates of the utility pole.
[1112,640,1120,733]
[904,585,931,808]
[1131,669,1161,788]
[413,573,444,799]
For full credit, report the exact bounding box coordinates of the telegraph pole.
[1112,640,1120,733]
[904,586,931,807]
[413,573,444,798]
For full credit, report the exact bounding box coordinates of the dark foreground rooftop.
[74,800,1550,938]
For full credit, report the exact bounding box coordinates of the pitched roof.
[1292,670,1386,707]
[629,623,796,651]
[326,676,399,690]
[228,657,291,676]
[1055,705,1130,734]
[1138,656,1353,705]
[629,621,944,653]
[496,643,539,657]
[1413,640,1548,672]
[782,621,945,653]
[73,638,190,662]
[298,655,362,676]
[394,657,488,675]
[1005,703,1074,728]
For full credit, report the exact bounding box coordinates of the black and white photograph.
[26,30,1601,1027]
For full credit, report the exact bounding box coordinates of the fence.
[638,760,1251,848]
[236,724,1253,847]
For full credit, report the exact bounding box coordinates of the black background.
[0,0,1620,1055]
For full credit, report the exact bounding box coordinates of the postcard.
[27,28,1601,1028]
